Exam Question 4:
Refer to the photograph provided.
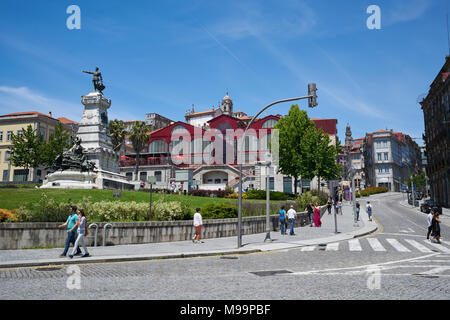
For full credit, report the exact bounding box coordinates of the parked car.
[420,200,443,214]
[408,197,419,207]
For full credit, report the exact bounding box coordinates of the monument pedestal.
[41,170,97,189]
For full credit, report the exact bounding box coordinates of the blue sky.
[0,0,449,144]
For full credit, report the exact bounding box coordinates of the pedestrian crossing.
[300,238,450,254]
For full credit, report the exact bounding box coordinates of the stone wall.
[0,207,326,250]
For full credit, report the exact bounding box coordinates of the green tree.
[129,121,151,180]
[109,119,127,153]
[9,125,44,181]
[41,123,72,167]
[311,128,342,192]
[408,171,426,191]
[274,105,317,194]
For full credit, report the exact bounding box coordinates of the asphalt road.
[1,193,449,300]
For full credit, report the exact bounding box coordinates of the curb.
[0,248,262,269]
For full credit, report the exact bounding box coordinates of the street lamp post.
[237,83,318,248]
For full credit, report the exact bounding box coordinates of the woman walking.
[68,209,90,259]
[356,201,360,221]
[430,209,441,244]
[279,206,287,235]
[313,202,322,227]
[327,198,332,215]
[337,199,342,215]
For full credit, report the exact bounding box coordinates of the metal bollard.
[88,223,99,247]
[102,223,113,247]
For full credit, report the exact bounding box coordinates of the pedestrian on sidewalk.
[356,201,360,221]
[366,201,373,221]
[287,205,296,236]
[426,209,434,240]
[306,201,314,227]
[279,206,287,235]
[327,198,332,215]
[69,209,90,258]
[313,202,322,227]
[430,209,441,244]
[337,200,342,215]
[58,205,82,257]
[192,208,204,243]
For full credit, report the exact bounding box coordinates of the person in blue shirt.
[279,206,287,235]
[58,205,82,257]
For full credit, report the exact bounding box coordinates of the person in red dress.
[314,202,322,227]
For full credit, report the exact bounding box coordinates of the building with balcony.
[420,55,450,207]
[363,129,421,192]
[119,93,338,193]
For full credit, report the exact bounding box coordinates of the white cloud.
[384,0,431,25]
[207,0,317,40]
[0,86,82,121]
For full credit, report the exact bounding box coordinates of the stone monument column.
[77,91,119,174]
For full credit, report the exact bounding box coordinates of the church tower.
[345,123,353,146]
[221,92,233,116]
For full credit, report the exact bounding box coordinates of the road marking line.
[367,238,386,251]
[420,267,450,275]
[386,239,411,252]
[288,253,439,275]
[326,243,339,251]
[301,246,315,251]
[423,240,450,254]
[404,239,433,253]
[348,239,362,251]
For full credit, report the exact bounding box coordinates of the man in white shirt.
[287,205,297,236]
[426,210,433,240]
[193,208,203,243]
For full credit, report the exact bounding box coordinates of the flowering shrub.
[226,192,248,199]
[188,189,230,198]
[152,199,184,221]
[0,209,19,222]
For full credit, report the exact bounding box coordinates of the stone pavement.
[0,203,377,269]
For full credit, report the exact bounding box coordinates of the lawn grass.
[0,187,281,212]
[0,188,237,210]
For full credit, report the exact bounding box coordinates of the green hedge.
[356,186,388,198]
[200,203,238,219]
[245,190,293,201]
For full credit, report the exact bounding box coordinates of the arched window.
[262,118,278,129]
[148,140,168,154]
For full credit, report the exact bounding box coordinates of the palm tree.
[129,121,151,180]
[109,119,127,154]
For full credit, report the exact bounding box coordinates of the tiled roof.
[57,117,78,125]
[0,111,55,119]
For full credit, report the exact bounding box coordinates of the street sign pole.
[148,176,157,220]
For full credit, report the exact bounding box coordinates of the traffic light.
[308,83,318,108]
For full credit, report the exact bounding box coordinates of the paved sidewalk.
[0,203,377,268]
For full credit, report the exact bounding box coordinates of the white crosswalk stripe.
[367,238,386,251]
[404,239,434,253]
[423,240,450,254]
[296,238,450,254]
[326,242,339,251]
[348,239,362,251]
[386,238,411,252]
